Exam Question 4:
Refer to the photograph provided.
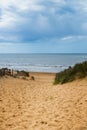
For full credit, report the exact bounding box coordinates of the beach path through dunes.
[0,73,87,130]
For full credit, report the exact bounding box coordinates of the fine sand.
[0,72,87,130]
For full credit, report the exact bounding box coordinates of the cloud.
[0,0,87,44]
[61,35,87,41]
[61,36,73,41]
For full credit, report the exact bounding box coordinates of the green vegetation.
[31,76,35,80]
[54,61,87,84]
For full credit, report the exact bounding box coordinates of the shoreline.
[0,67,57,77]
[0,53,86,74]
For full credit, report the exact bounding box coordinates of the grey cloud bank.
[0,0,87,53]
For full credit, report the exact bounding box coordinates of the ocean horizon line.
[0,53,87,55]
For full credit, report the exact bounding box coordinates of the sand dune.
[0,73,87,130]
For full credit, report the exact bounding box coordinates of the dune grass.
[54,61,87,84]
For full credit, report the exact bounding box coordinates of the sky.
[0,0,87,53]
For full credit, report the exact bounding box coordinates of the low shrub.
[31,76,35,80]
[54,61,87,84]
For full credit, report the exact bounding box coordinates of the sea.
[0,53,87,73]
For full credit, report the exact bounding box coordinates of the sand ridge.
[0,73,87,130]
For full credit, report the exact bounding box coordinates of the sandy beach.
[0,72,87,130]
